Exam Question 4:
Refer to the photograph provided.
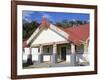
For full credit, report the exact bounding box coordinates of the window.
[47,47,49,53]
[38,48,40,52]
[75,44,84,54]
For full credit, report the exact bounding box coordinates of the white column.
[29,47,32,54]
[38,45,43,63]
[83,44,89,62]
[51,44,57,64]
[84,44,88,54]
[71,43,75,54]
[40,45,43,54]
[53,44,57,54]
[71,43,76,66]
[66,47,70,62]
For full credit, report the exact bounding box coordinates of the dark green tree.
[23,21,40,41]
[56,19,88,28]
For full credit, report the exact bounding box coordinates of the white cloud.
[39,12,53,21]
[24,17,32,23]
[22,11,34,23]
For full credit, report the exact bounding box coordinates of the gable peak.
[42,16,47,24]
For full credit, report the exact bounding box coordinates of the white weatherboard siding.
[23,48,39,61]
[23,47,52,61]
[27,28,40,44]
[31,27,68,46]
[66,55,71,62]
[43,46,53,61]
[31,48,39,61]
[23,48,30,62]
[50,24,69,39]
[43,56,51,62]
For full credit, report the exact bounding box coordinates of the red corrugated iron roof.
[59,24,89,45]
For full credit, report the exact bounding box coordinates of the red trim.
[39,16,50,29]
[23,41,29,48]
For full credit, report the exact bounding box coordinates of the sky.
[22,10,89,24]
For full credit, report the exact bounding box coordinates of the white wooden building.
[23,17,89,66]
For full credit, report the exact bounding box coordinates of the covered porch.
[23,41,89,68]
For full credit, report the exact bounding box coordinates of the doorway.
[61,47,66,61]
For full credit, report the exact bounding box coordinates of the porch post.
[38,45,43,63]
[51,44,57,64]
[27,47,33,65]
[84,43,88,54]
[71,43,76,66]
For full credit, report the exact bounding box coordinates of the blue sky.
[22,10,89,23]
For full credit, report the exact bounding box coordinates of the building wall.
[23,47,52,62]
[31,27,68,46]
[23,48,39,62]
[43,45,53,55]
[57,44,71,62]
[43,46,53,61]
[23,43,89,63]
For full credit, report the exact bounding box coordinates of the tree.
[23,21,40,41]
[55,19,89,28]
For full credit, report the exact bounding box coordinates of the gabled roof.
[23,17,89,48]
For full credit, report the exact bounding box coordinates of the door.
[61,47,66,60]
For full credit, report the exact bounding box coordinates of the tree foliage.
[55,19,88,28]
[23,21,40,41]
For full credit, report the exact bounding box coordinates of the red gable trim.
[23,41,30,48]
[39,16,50,29]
